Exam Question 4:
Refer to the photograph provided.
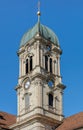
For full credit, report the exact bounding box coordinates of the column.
[36,41,40,66]
[56,55,60,76]
[59,91,63,115]
[40,46,43,68]
[17,89,20,122]
[52,58,54,74]
[48,57,50,72]
[38,82,43,107]
[54,60,57,75]
[35,79,43,107]
[19,57,21,77]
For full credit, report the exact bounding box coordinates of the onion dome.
[20,22,59,48]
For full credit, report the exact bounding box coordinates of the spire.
[37,0,41,23]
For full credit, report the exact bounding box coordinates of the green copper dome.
[20,22,59,47]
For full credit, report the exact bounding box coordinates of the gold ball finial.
[37,11,41,16]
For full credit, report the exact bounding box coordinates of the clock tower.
[10,9,65,130]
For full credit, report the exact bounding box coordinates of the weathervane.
[37,0,41,22]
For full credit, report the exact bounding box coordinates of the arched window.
[49,93,53,107]
[25,93,29,109]
[30,56,32,71]
[26,59,28,74]
[45,56,48,71]
[50,58,52,73]
[25,56,33,74]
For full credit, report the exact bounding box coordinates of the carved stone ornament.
[34,43,38,49]
[28,53,34,57]
[34,79,43,86]
[40,45,43,49]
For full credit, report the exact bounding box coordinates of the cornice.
[10,113,62,129]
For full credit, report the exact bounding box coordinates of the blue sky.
[0,0,83,117]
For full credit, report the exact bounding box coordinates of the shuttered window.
[25,93,29,108]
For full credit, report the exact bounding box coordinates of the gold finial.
[37,0,41,22]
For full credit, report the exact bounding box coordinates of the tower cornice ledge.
[18,70,58,81]
[15,85,21,90]
[10,114,62,129]
[52,46,62,55]
[57,83,66,90]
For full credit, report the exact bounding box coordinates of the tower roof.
[20,22,59,47]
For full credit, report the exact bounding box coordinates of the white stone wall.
[13,122,45,130]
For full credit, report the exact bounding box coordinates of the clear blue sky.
[0,0,83,117]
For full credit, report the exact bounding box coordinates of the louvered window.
[30,56,32,71]
[45,56,48,71]
[50,58,52,73]
[49,93,53,107]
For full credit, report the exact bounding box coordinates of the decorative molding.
[34,79,43,86]
[25,52,34,58]
[10,113,62,129]
[52,47,62,55]
[15,85,22,90]
[57,83,66,90]
[24,92,32,96]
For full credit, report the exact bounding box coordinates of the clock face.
[25,81,30,89]
[48,80,54,88]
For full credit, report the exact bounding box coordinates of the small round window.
[46,45,51,51]
[48,80,54,88]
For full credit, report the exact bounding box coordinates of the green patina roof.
[20,22,59,47]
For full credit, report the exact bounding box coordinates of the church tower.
[10,5,65,130]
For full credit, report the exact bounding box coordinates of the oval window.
[48,80,54,88]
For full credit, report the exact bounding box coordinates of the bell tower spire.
[37,0,41,23]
